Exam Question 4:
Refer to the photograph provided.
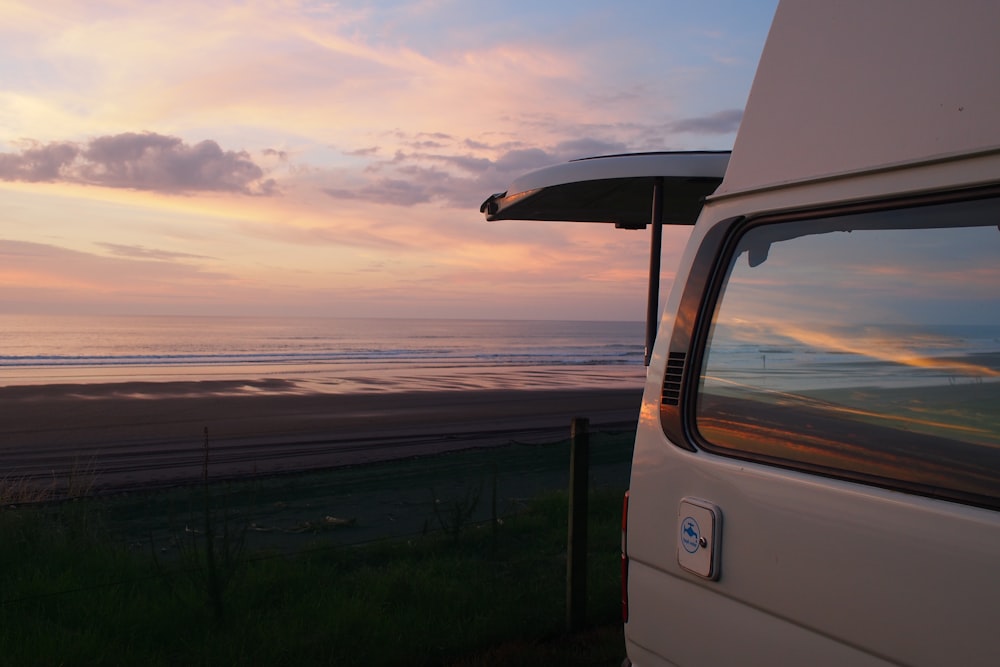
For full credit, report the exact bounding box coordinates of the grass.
[0,455,98,506]
[0,478,628,666]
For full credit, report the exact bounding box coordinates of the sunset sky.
[1,1,777,321]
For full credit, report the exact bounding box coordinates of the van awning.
[481,151,729,228]
[479,151,730,365]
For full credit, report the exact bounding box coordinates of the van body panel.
[719,0,1000,197]
[627,427,1000,665]
[710,148,1000,207]
[626,560,898,667]
[626,150,1000,662]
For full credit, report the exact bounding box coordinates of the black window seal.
[660,216,742,451]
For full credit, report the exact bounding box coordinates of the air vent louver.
[661,352,686,406]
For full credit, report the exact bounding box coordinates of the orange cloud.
[717,317,999,379]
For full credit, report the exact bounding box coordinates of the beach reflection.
[695,209,1000,506]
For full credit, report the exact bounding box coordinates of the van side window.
[695,196,1000,508]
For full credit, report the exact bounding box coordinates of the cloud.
[321,134,629,209]
[0,141,79,182]
[262,148,288,160]
[324,174,435,206]
[97,243,212,262]
[0,132,276,195]
[0,238,232,296]
[490,138,629,169]
[239,219,416,252]
[492,148,553,173]
[670,109,743,135]
[374,150,492,174]
[346,146,380,157]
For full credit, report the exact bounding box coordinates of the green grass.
[0,486,627,666]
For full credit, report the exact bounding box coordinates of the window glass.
[697,197,1000,505]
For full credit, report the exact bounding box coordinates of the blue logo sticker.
[681,516,701,554]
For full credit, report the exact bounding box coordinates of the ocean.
[0,315,648,393]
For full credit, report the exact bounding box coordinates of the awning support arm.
[644,177,664,366]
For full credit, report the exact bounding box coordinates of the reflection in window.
[696,197,1000,507]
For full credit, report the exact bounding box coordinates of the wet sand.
[0,379,642,494]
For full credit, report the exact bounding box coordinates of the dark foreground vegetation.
[1,434,631,666]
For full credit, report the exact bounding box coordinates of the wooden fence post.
[567,416,590,632]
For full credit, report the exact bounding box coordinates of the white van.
[482,1,1000,664]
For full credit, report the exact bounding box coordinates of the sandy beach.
[0,379,642,494]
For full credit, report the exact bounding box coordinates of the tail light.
[621,489,630,623]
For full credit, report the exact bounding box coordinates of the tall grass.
[0,455,96,505]
[0,487,626,666]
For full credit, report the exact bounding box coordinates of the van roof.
[480,151,729,228]
[719,0,1000,197]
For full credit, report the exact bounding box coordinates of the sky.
[0,0,778,321]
